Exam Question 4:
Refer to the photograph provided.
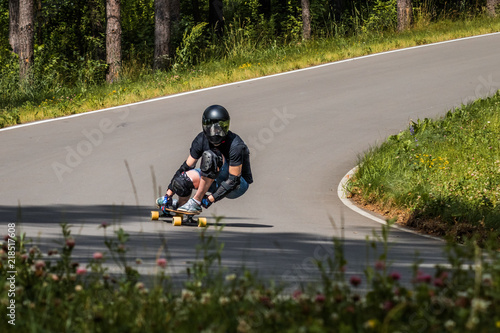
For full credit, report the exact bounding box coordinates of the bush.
[1,220,500,331]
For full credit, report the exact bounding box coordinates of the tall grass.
[349,92,500,239]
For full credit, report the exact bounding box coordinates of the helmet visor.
[203,120,229,138]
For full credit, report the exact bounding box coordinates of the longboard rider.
[156,105,253,213]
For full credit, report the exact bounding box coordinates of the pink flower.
[375,261,386,271]
[350,275,362,287]
[383,300,394,311]
[416,271,432,284]
[315,294,326,303]
[389,272,401,281]
[433,278,445,288]
[156,258,167,268]
[292,290,303,300]
[93,252,103,260]
[66,237,75,249]
[35,260,46,270]
[76,267,87,275]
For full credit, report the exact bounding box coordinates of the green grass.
[1,220,500,332]
[349,92,500,239]
[1,15,500,128]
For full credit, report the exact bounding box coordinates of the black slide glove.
[201,195,213,209]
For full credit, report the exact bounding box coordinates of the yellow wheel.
[173,216,182,226]
[198,217,207,227]
[151,211,159,220]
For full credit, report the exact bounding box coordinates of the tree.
[487,0,498,16]
[397,0,412,31]
[154,0,171,70]
[209,0,223,36]
[9,0,19,54]
[18,0,34,80]
[106,0,121,83]
[301,0,311,40]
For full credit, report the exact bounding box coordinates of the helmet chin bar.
[207,135,224,145]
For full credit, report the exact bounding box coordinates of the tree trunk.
[486,0,498,17]
[397,0,412,31]
[301,0,311,40]
[9,0,20,54]
[18,0,34,80]
[259,0,271,19]
[106,0,121,83]
[191,0,201,23]
[154,0,171,70]
[209,0,223,36]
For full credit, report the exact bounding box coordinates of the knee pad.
[171,172,194,197]
[200,150,223,179]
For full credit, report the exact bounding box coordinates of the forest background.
[1,0,499,127]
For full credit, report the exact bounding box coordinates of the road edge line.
[1,32,500,133]
[337,166,444,242]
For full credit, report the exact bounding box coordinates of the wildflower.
[225,273,236,281]
[389,272,401,281]
[75,285,83,292]
[66,237,75,249]
[416,271,431,284]
[375,260,385,271]
[135,282,145,290]
[292,290,302,300]
[76,267,87,275]
[51,274,59,282]
[496,321,500,328]
[219,296,230,305]
[350,275,362,287]
[100,222,109,229]
[444,320,456,330]
[156,258,167,268]
[364,319,377,329]
[34,260,46,270]
[135,258,143,265]
[471,298,490,313]
[93,252,103,260]
[201,292,211,304]
[433,277,445,287]
[315,294,326,303]
[383,300,394,311]
[181,289,195,301]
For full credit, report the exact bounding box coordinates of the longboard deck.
[151,206,207,227]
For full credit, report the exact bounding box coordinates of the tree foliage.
[0,0,493,110]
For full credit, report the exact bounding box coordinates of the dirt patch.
[349,192,496,246]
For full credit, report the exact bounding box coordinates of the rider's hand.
[163,194,173,207]
[201,195,212,209]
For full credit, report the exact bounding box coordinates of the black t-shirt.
[190,131,253,184]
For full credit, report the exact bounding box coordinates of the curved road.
[1,33,500,288]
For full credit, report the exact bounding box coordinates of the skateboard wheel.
[173,216,182,226]
[198,217,207,227]
[151,211,159,220]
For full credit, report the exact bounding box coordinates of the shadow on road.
[0,204,447,291]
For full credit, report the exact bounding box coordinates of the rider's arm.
[209,164,242,203]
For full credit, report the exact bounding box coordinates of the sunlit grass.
[349,91,500,237]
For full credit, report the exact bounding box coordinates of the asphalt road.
[1,33,499,289]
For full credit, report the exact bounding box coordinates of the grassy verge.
[1,220,500,332]
[348,91,500,243]
[1,16,500,128]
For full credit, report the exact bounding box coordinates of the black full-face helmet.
[202,105,230,145]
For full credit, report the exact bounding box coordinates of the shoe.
[156,196,177,209]
[177,198,202,214]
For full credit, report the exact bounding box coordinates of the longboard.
[151,206,207,227]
